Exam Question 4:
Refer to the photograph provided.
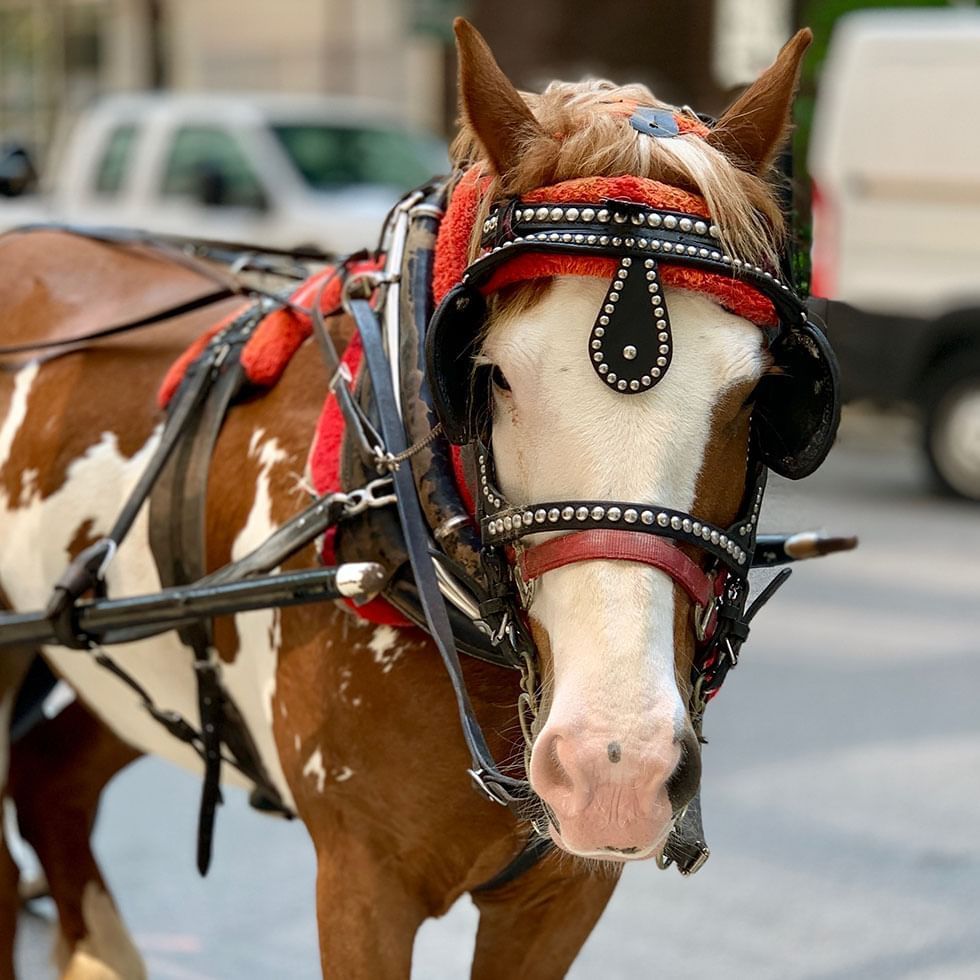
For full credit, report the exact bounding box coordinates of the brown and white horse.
[0,20,812,979]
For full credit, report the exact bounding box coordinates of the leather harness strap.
[515,529,714,608]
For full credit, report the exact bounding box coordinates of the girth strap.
[515,529,713,608]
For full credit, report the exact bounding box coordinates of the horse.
[0,19,828,978]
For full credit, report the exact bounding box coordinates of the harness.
[0,157,850,882]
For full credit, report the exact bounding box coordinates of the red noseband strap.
[515,529,714,608]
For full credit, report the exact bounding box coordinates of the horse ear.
[454,17,546,176]
[707,28,813,174]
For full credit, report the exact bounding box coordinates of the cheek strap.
[513,528,716,609]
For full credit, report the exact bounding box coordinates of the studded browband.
[469,198,803,395]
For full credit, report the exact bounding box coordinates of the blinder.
[425,203,840,480]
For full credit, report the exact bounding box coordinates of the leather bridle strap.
[515,529,714,608]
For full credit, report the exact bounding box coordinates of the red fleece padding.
[307,335,412,628]
[431,169,778,326]
[158,259,384,407]
[481,253,777,327]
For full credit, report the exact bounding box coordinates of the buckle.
[467,768,513,807]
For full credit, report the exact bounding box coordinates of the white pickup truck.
[0,92,448,254]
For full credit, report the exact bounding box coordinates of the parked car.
[0,92,448,254]
[808,8,980,500]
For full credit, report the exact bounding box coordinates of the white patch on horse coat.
[0,389,296,811]
[55,880,146,979]
[0,361,38,471]
[303,748,327,793]
[484,281,765,739]
[333,766,353,782]
[368,625,403,673]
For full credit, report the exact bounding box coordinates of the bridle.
[420,180,841,865]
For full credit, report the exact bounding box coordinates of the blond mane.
[452,78,786,269]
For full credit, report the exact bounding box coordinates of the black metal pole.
[0,562,385,650]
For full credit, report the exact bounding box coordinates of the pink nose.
[529,727,681,853]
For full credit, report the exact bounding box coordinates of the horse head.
[438,20,814,861]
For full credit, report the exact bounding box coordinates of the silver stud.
[709,225,720,238]
[550,207,563,221]
[599,364,609,375]
[624,509,638,523]
[625,238,635,247]
[604,304,615,314]
[659,344,669,354]
[701,527,711,540]
[641,511,654,524]
[599,236,609,245]
[623,345,637,360]
[599,316,609,326]
[648,213,662,227]
[652,367,661,378]
[670,516,682,530]
[503,516,513,531]
[686,245,697,256]
[562,506,575,520]
[638,239,648,248]
[710,530,720,544]
[587,235,598,244]
[613,212,627,224]
[642,375,651,386]
[651,240,661,250]
[657,356,667,367]
[630,212,644,225]
[523,512,534,526]
[574,234,584,243]
[607,507,622,521]
[611,237,622,246]
[548,508,560,523]
[607,373,617,383]
[662,242,673,252]
[535,207,549,221]
[644,259,655,269]
[566,207,580,221]
[617,268,629,280]
[534,509,547,524]
[694,221,707,235]
[664,215,678,229]
[648,283,659,294]
[720,535,728,548]
[616,379,627,390]
[629,379,640,391]
[714,252,723,261]
[657,512,669,527]
[682,518,692,533]
[658,330,668,340]
[591,506,605,520]
[561,233,572,243]
[593,352,603,363]
[646,270,657,281]
[692,522,702,534]
[595,326,606,336]
[679,218,693,232]
[576,507,589,521]
[699,248,709,258]
[613,280,625,291]
[581,208,596,221]
[548,233,560,242]
[654,307,665,317]
[597,209,610,223]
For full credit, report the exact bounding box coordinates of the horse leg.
[469,853,622,980]
[312,831,429,979]
[7,698,143,980]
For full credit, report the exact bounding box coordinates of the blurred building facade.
[0,0,805,164]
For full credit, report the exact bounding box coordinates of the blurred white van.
[809,8,980,500]
[0,92,448,255]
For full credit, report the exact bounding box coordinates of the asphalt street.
[15,407,980,980]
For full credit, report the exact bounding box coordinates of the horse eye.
[491,365,511,392]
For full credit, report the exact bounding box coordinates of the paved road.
[15,409,980,979]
